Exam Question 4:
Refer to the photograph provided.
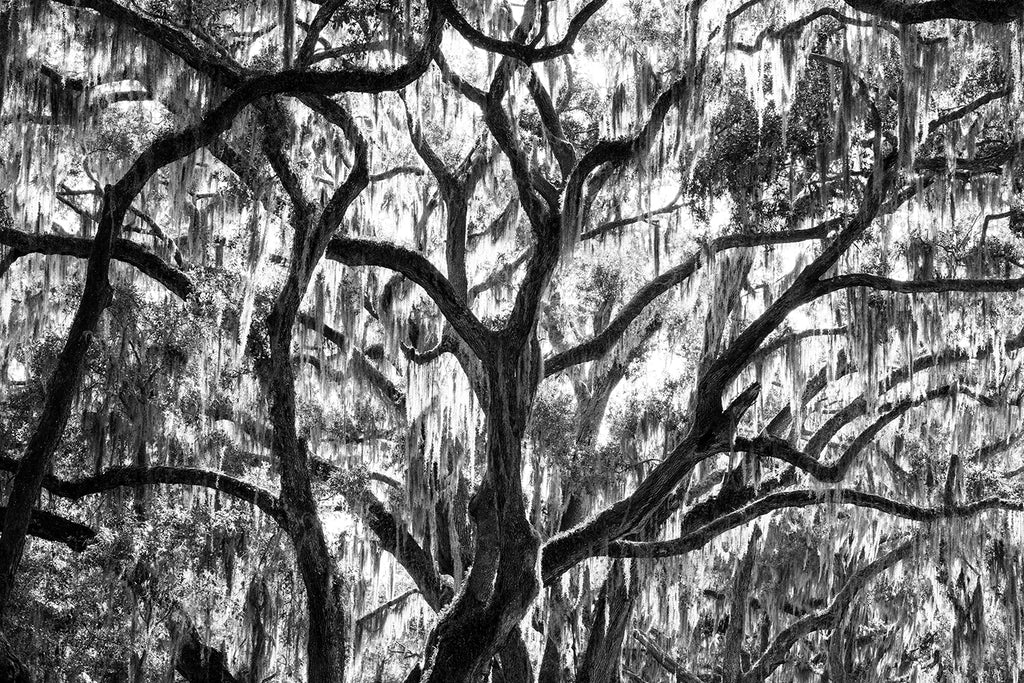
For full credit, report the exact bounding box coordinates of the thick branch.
[0,507,96,553]
[541,382,761,583]
[527,69,575,176]
[606,490,1022,558]
[52,0,243,83]
[0,228,194,299]
[544,224,837,377]
[310,457,452,611]
[0,457,286,525]
[326,237,492,358]
[844,0,1024,24]
[435,0,607,64]
[296,0,345,66]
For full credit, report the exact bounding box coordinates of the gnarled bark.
[575,560,639,683]
[0,186,121,614]
[420,341,544,682]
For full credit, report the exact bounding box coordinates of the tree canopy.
[2,0,1024,680]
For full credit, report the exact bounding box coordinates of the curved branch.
[541,382,761,583]
[606,490,1023,558]
[563,73,696,247]
[112,6,442,202]
[544,224,838,377]
[732,7,887,55]
[52,0,244,83]
[580,201,684,242]
[765,352,850,436]
[351,490,453,611]
[402,334,459,364]
[0,228,194,299]
[326,237,492,358]
[741,539,914,682]
[699,157,901,396]
[770,323,1024,443]
[802,386,955,464]
[747,327,847,367]
[304,95,371,235]
[0,457,287,526]
[843,0,1024,24]
[310,456,452,611]
[435,0,608,64]
[0,249,23,279]
[767,385,1009,485]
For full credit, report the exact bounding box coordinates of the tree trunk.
[576,560,638,683]
[0,633,30,683]
[492,627,533,683]
[538,583,568,683]
[132,440,149,518]
[0,189,122,612]
[267,303,348,682]
[420,341,544,682]
[258,103,367,680]
[722,529,760,683]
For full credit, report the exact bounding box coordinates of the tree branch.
[732,7,886,55]
[0,228,194,299]
[844,0,1024,24]
[606,490,1022,558]
[0,457,287,526]
[51,0,244,83]
[742,539,914,682]
[311,456,453,611]
[541,382,761,583]
[527,69,575,176]
[296,0,346,66]
[0,507,96,553]
[434,0,608,64]
[747,327,847,367]
[544,223,839,377]
[326,237,493,358]
[580,201,684,242]
[813,273,1024,297]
